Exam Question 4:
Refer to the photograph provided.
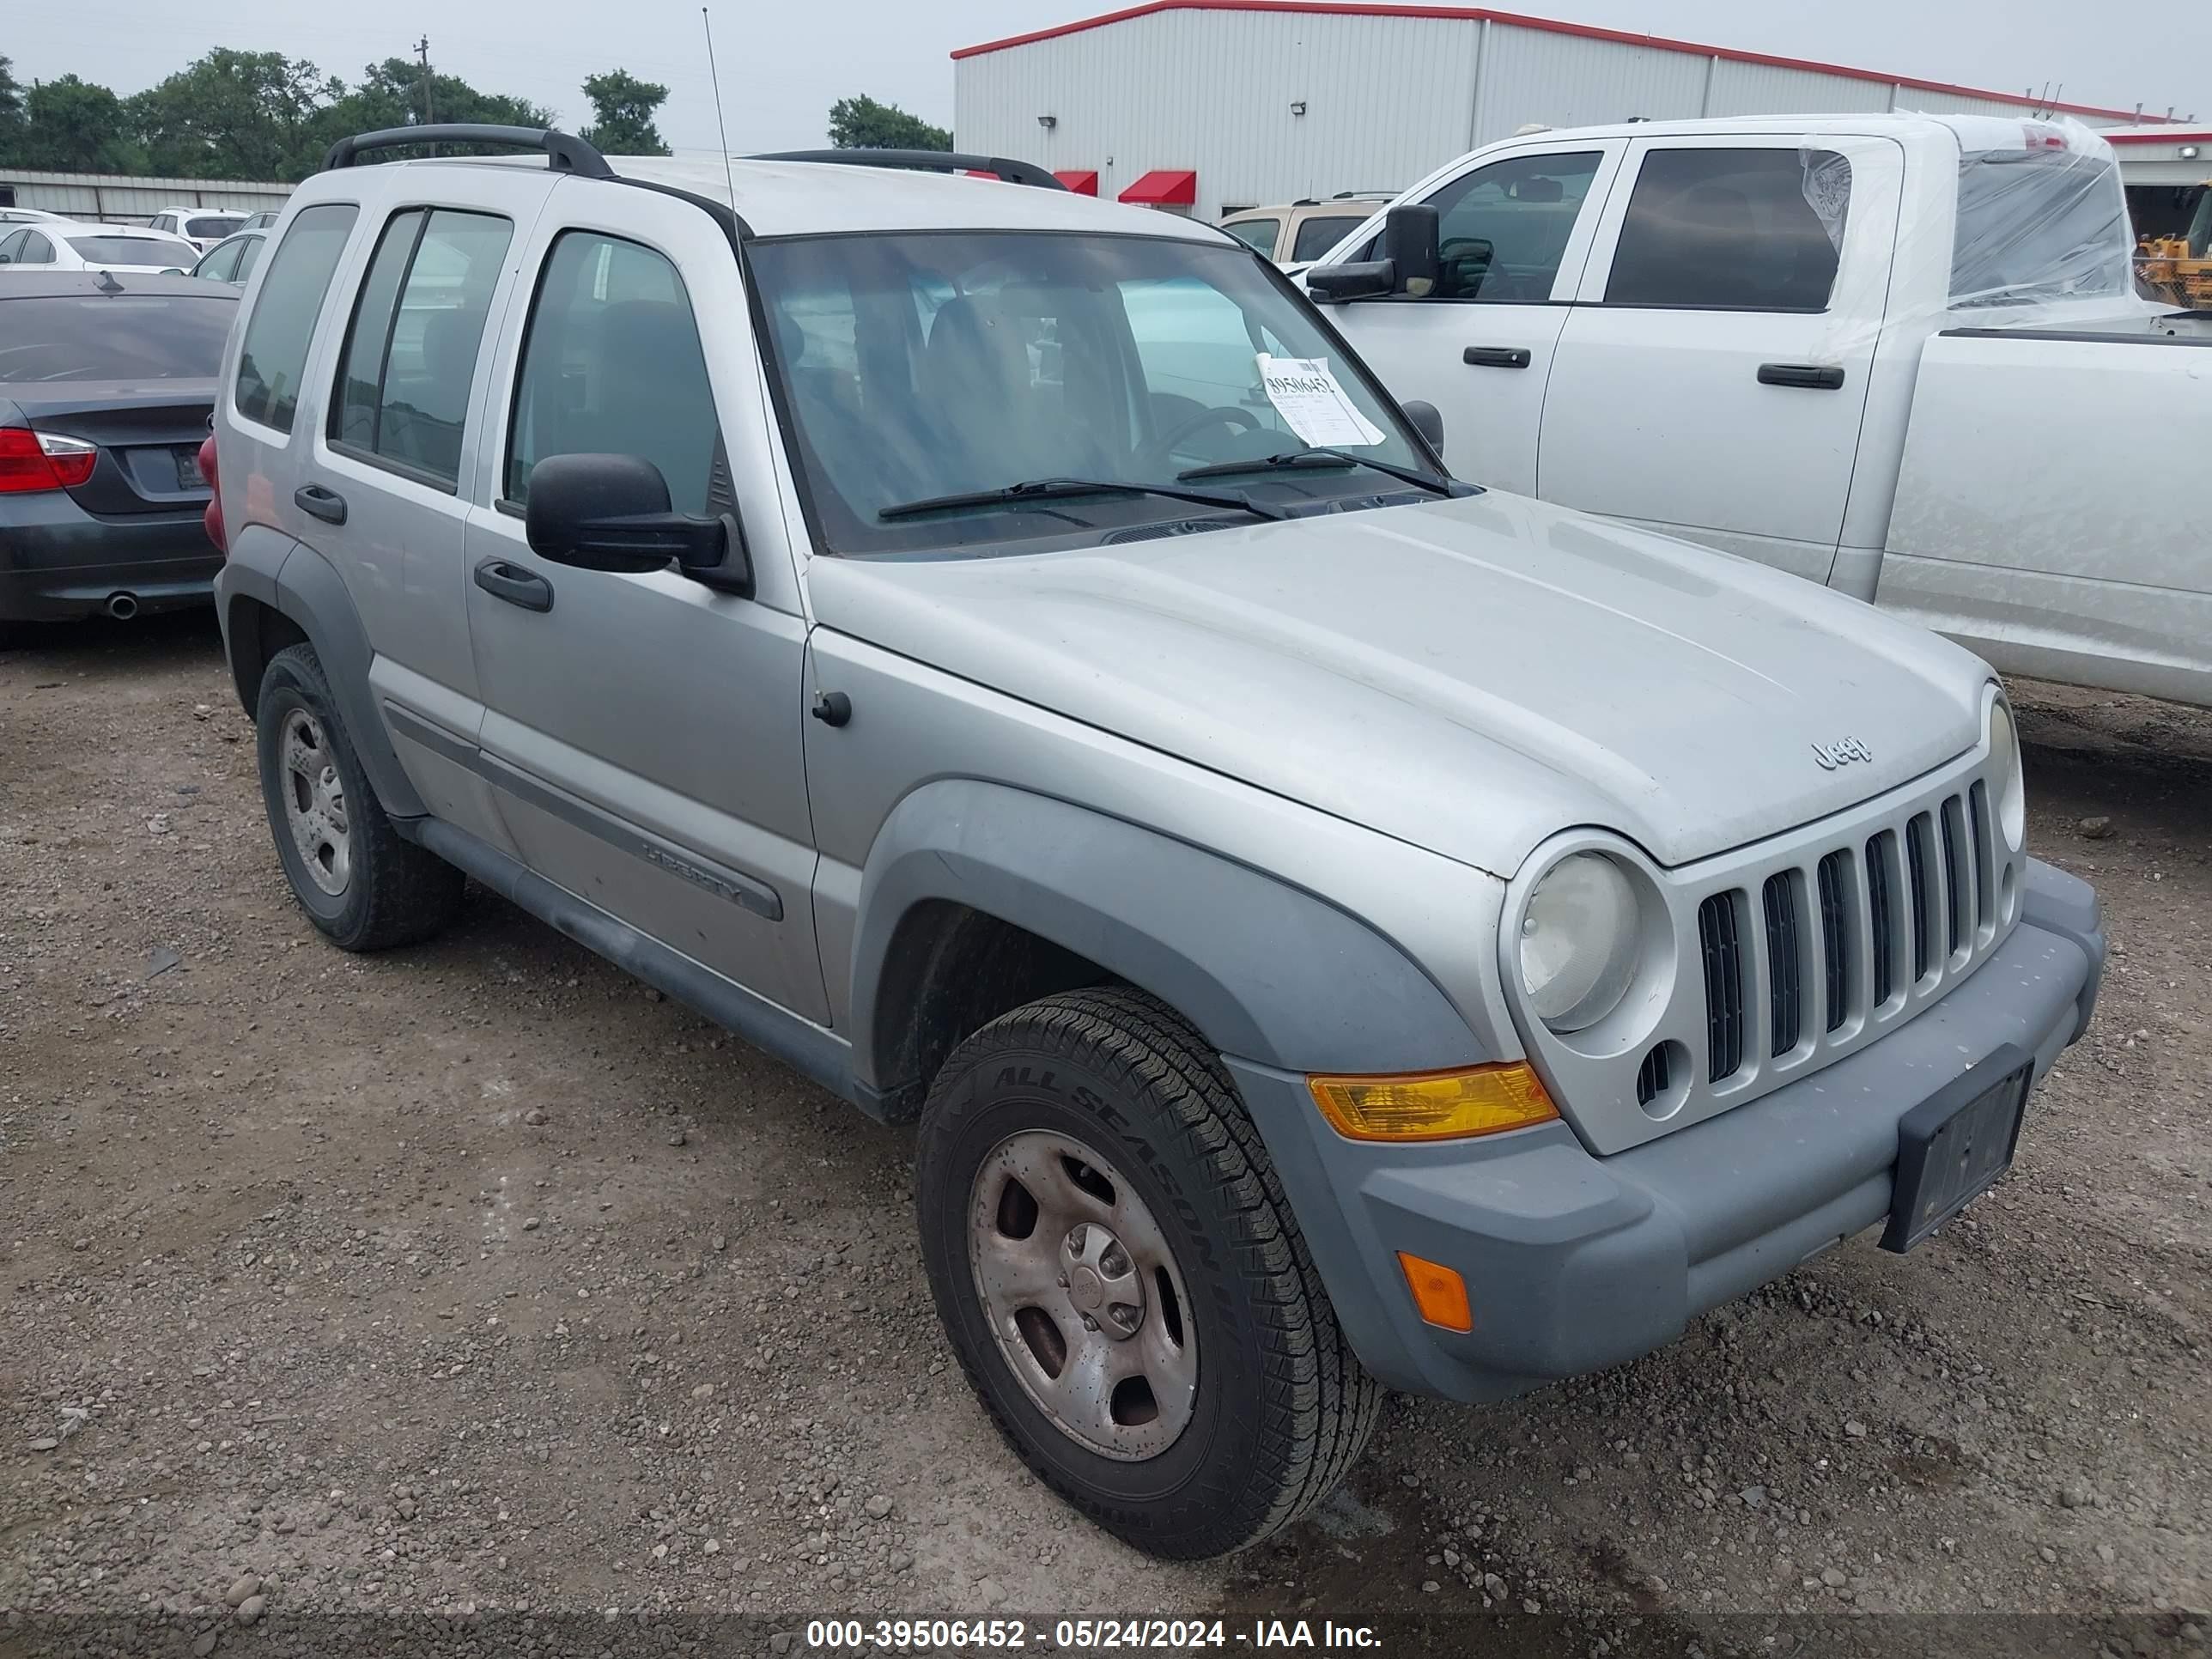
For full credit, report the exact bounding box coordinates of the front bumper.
[0,496,219,621]
[1228,858,2104,1401]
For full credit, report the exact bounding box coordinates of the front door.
[1537,134,1904,582]
[461,191,827,1024]
[1318,143,1626,493]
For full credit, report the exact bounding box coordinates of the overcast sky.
[7,0,2205,155]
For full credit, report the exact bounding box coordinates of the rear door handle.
[472,556,554,614]
[1462,345,1533,368]
[294,483,347,524]
[1757,362,1846,390]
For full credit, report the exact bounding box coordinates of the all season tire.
[254,642,463,951]
[916,987,1382,1559]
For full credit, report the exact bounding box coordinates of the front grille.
[1698,893,1745,1082]
[1697,778,1999,1085]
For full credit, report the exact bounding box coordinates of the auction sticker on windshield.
[1255,355,1385,448]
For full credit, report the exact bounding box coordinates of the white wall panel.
[1469,23,1706,145]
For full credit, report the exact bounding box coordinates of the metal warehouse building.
[0,169,291,221]
[951,0,2174,221]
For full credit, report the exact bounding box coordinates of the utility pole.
[414,37,435,128]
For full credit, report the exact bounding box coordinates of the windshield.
[68,235,187,266]
[0,295,235,381]
[750,231,1441,555]
[1951,146,2133,307]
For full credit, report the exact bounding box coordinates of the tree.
[15,76,148,173]
[130,50,335,179]
[0,58,25,162]
[302,59,555,170]
[580,69,670,156]
[827,94,950,151]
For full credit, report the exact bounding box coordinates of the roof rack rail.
[752,149,1066,190]
[323,125,614,179]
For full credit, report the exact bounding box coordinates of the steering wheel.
[1138,404,1262,468]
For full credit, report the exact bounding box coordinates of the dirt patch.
[3,622,2207,1656]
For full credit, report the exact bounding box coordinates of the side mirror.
[1401,399,1446,454]
[1306,260,1396,303]
[523,453,753,596]
[1383,204,1442,297]
[0,255,11,266]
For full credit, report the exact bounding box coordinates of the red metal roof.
[1054,168,1102,193]
[951,0,2162,125]
[1120,168,1198,204]
[2103,130,2210,145]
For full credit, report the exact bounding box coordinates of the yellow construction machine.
[2136,181,2212,307]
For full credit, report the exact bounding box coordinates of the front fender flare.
[848,780,1483,1092]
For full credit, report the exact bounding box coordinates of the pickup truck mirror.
[1384,204,1442,297]
[1306,261,1396,303]
[524,453,753,597]
[1401,399,1446,453]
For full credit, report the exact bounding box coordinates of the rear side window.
[1951,147,2131,306]
[329,208,513,489]
[1291,214,1367,262]
[505,231,719,513]
[235,204,360,432]
[1604,148,1849,312]
[236,237,266,284]
[1224,218,1279,258]
[20,232,56,264]
[0,295,237,382]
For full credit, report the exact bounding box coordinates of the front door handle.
[472,556,554,613]
[1462,345,1533,368]
[294,483,347,524]
[1758,362,1846,390]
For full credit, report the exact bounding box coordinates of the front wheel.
[916,988,1380,1559]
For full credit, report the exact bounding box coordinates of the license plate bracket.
[175,447,207,489]
[1881,1045,2033,1254]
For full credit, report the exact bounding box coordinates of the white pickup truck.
[1304,114,2212,708]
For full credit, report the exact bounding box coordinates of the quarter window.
[328,208,513,489]
[1604,148,1850,312]
[505,231,720,514]
[1420,151,1603,301]
[1224,217,1280,258]
[235,204,360,433]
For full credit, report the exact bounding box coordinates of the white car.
[0,207,69,226]
[146,206,250,253]
[0,220,201,276]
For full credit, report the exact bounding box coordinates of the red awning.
[1053,169,1100,196]
[1119,169,1196,206]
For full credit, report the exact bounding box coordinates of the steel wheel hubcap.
[968,1128,1198,1461]
[279,708,350,896]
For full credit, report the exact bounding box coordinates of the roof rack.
[753,149,1066,190]
[322,125,614,179]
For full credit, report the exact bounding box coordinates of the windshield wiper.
[1177,448,1455,496]
[878,475,1289,523]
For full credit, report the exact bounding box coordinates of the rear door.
[1537,134,1904,581]
[297,171,556,852]
[460,185,827,1023]
[1321,143,1626,493]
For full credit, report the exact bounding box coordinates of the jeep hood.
[805,491,1993,874]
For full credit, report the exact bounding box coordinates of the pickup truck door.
[460,187,829,1024]
[1538,133,1905,581]
[1317,142,1627,494]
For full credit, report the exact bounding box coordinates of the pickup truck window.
[1605,148,1848,313]
[1950,146,2132,307]
[1225,217,1279,258]
[1291,215,1369,264]
[1425,151,1602,301]
[751,231,1438,556]
[506,230,720,515]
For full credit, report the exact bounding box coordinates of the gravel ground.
[2,613,2207,1659]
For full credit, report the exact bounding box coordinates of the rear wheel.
[916,988,1381,1559]
[254,642,462,951]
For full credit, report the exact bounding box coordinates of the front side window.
[328,208,512,488]
[236,203,360,433]
[0,229,26,262]
[195,240,243,283]
[1605,148,1849,312]
[1420,151,1603,301]
[506,231,720,514]
[1291,214,1368,263]
[1224,217,1279,258]
[751,230,1442,556]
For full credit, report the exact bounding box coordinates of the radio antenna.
[702,8,738,209]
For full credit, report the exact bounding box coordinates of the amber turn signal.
[1305,1061,1558,1142]
[1396,1251,1474,1333]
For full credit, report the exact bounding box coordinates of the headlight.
[1518,852,1639,1031]
[1988,697,2025,850]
